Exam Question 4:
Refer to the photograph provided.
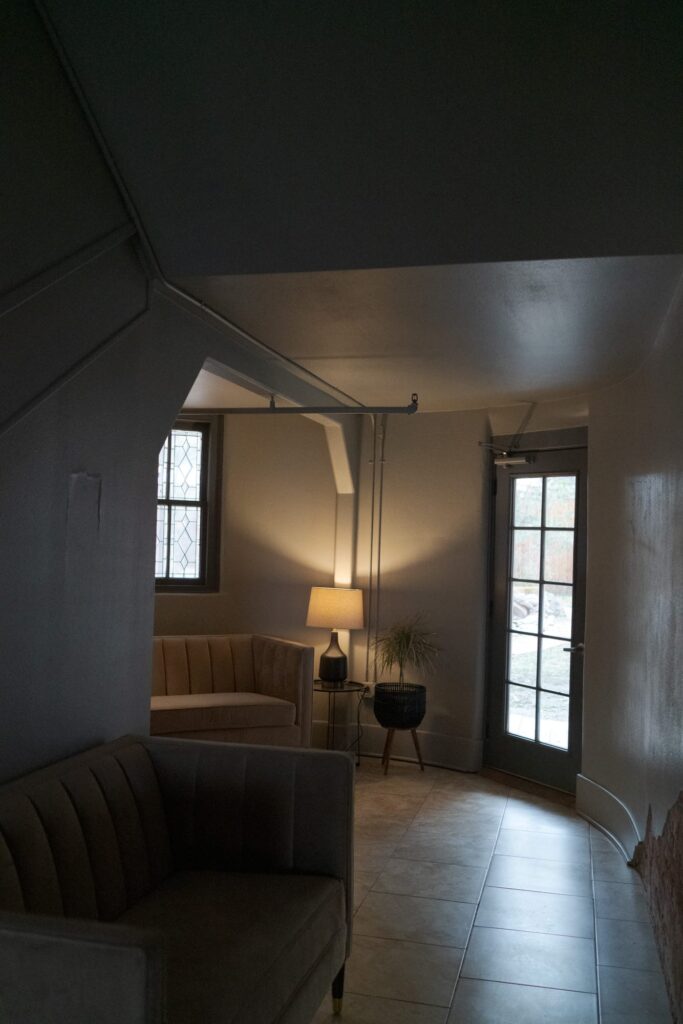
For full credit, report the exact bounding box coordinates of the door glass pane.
[545,476,576,528]
[539,637,570,693]
[542,583,573,638]
[539,691,569,749]
[169,506,202,578]
[157,438,169,498]
[513,477,543,526]
[507,684,536,740]
[169,430,203,501]
[508,633,538,686]
[544,530,574,583]
[510,582,539,633]
[512,529,541,580]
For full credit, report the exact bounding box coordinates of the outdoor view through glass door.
[485,444,587,792]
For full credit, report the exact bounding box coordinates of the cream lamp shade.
[306,587,364,630]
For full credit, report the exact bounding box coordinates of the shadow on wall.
[155,537,331,641]
[354,542,488,743]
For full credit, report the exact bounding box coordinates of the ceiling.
[44,0,682,275]
[179,256,682,411]
[42,0,683,412]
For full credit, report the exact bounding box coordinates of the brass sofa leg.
[332,964,345,1015]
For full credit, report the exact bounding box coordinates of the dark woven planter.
[373,683,426,730]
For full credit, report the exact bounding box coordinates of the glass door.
[485,447,587,792]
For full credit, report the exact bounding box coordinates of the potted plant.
[372,617,439,773]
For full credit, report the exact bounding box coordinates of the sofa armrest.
[252,634,314,745]
[0,912,164,1024]
[144,736,354,951]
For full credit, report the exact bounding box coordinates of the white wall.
[578,277,683,851]
[353,411,491,770]
[155,409,492,767]
[2,0,347,780]
[155,414,338,641]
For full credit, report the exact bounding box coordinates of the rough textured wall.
[582,277,683,1016]
[3,0,331,778]
[632,794,683,1023]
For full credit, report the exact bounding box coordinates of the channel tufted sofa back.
[0,740,172,920]
[152,635,255,696]
[150,634,314,747]
[0,736,353,1024]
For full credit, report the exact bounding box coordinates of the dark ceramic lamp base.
[318,630,348,686]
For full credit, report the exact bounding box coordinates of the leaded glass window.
[155,420,221,588]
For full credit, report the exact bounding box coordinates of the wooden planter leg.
[411,729,425,771]
[382,729,395,774]
[380,728,391,767]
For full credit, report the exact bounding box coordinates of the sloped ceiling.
[40,0,683,410]
[42,0,682,275]
[179,256,683,410]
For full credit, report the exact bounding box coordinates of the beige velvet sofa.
[0,735,353,1023]
[151,634,313,747]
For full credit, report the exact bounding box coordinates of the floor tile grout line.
[457,969,597,996]
[356,890,482,908]
[445,786,512,1010]
[590,834,604,1024]
[591,876,643,887]
[354,770,437,916]
[455,976,602,996]
[463,921,596,942]
[371,852,497,868]
[348,766,618,1024]
[368,887,480,905]
[343,986,452,1012]
[351,931,468,951]
[358,770,507,1013]
[489,851,593,866]
[481,883,593,897]
[597,962,670,976]
[355,915,600,945]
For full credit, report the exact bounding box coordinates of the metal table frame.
[313,680,368,766]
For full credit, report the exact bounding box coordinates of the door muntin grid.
[505,474,577,750]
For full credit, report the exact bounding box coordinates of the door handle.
[563,643,585,653]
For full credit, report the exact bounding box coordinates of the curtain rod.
[179,394,419,416]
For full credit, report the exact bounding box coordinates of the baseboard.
[312,718,482,773]
[575,773,641,860]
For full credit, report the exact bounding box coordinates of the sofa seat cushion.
[150,691,296,735]
[119,870,346,1024]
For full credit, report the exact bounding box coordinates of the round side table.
[313,680,368,766]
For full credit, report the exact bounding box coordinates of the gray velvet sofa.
[0,735,353,1023]
[151,634,314,747]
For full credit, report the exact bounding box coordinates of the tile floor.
[314,758,671,1024]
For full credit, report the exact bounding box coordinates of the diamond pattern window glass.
[169,430,202,501]
[169,506,201,578]
[155,421,220,587]
[505,474,578,750]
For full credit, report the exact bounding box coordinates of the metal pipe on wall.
[180,397,417,417]
[364,414,388,683]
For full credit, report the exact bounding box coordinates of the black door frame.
[484,430,588,793]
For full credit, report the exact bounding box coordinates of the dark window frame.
[155,415,223,593]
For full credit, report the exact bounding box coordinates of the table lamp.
[306,586,364,686]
